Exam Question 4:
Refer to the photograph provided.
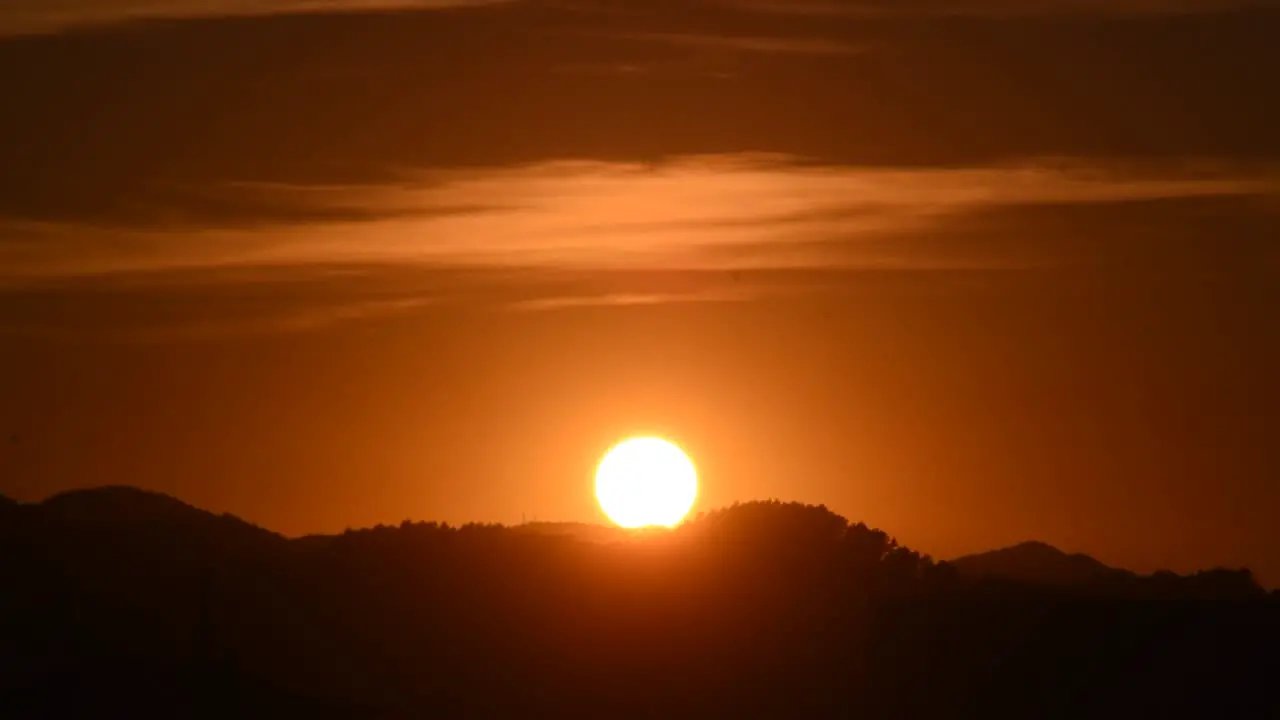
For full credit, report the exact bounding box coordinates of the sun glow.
[595,437,698,529]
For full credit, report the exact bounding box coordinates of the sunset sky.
[1,0,1277,582]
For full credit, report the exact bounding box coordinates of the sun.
[595,437,698,529]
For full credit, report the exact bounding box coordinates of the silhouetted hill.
[2,490,1276,718]
[9,487,286,590]
[35,486,279,543]
[951,540,1127,586]
[510,520,632,545]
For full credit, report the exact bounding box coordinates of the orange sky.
[5,267,1278,583]
[1,0,1278,584]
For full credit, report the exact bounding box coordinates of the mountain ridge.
[950,539,1126,585]
[1,486,1273,718]
[0,486,1260,589]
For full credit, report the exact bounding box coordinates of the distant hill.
[1,488,375,718]
[950,541,1130,586]
[39,485,243,522]
[1,487,287,602]
[511,520,633,545]
[1,488,1274,718]
[33,485,282,549]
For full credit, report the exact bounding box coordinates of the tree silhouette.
[1,488,1275,718]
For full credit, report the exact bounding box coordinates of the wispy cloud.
[505,287,756,313]
[0,0,511,35]
[2,152,1275,341]
[720,0,1280,16]
[0,263,778,340]
[0,262,456,340]
[3,155,1277,281]
[612,31,864,56]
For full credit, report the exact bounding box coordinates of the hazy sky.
[1,0,1277,582]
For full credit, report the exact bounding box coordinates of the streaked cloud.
[0,293,436,341]
[3,155,1276,282]
[506,287,756,313]
[2,118,1274,336]
[612,31,863,56]
[721,0,1280,16]
[0,0,510,35]
[4,4,1277,220]
[0,262,774,340]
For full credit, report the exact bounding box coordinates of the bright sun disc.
[595,437,698,529]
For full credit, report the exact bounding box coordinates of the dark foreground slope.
[1,490,1276,718]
